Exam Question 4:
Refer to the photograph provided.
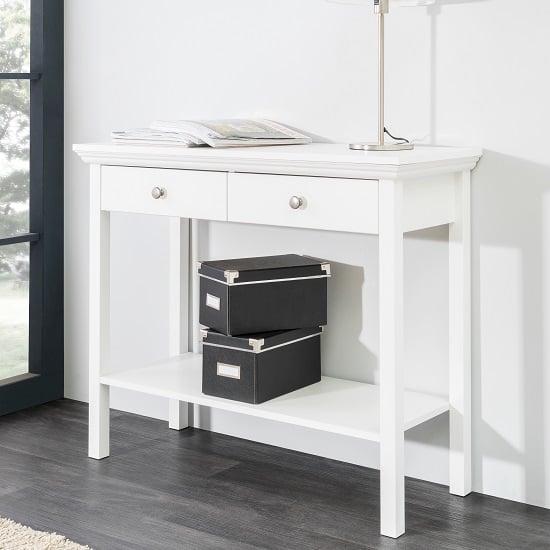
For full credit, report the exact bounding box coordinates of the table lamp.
[346,0,435,151]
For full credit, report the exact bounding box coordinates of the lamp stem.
[378,9,385,146]
[349,0,413,151]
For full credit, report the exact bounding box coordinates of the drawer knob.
[289,196,304,210]
[151,187,166,200]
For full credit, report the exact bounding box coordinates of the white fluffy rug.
[0,518,92,550]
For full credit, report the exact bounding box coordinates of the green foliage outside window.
[0,0,30,272]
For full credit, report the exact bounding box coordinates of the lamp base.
[350,142,414,151]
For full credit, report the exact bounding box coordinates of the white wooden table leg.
[89,164,110,459]
[378,179,405,538]
[189,219,203,427]
[449,171,472,496]
[168,217,190,430]
[169,399,189,431]
[191,219,200,355]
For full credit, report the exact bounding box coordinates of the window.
[0,0,63,414]
[1,0,31,382]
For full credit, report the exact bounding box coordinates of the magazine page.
[150,119,312,147]
[111,128,205,146]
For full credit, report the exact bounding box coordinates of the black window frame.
[0,0,64,414]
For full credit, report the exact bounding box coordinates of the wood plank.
[100,355,448,442]
[1,400,549,550]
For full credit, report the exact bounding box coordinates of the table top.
[73,142,482,179]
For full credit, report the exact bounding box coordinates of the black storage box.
[201,326,322,404]
[198,254,330,336]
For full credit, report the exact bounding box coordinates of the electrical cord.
[384,127,410,144]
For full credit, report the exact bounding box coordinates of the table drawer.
[101,166,227,220]
[228,173,378,234]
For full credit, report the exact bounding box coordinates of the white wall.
[65,0,550,508]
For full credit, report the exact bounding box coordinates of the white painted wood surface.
[449,171,472,496]
[168,217,190,431]
[190,219,200,355]
[100,354,449,441]
[402,174,455,232]
[101,165,227,221]
[88,164,111,459]
[76,142,481,537]
[75,143,481,180]
[228,173,379,234]
[378,180,405,538]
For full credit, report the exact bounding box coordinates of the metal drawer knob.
[151,187,166,200]
[289,196,304,210]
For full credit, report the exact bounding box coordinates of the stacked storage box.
[198,254,331,404]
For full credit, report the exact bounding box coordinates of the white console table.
[74,142,482,538]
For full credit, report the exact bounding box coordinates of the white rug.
[0,518,92,550]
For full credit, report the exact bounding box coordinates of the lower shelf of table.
[99,353,448,442]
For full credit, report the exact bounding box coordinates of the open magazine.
[111,128,202,147]
[111,119,312,148]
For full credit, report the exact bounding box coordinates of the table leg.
[378,179,405,538]
[191,219,200,355]
[89,164,111,459]
[449,171,472,496]
[168,217,190,430]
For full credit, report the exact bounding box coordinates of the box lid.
[201,326,323,353]
[198,254,330,285]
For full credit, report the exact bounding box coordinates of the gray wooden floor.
[0,400,549,550]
